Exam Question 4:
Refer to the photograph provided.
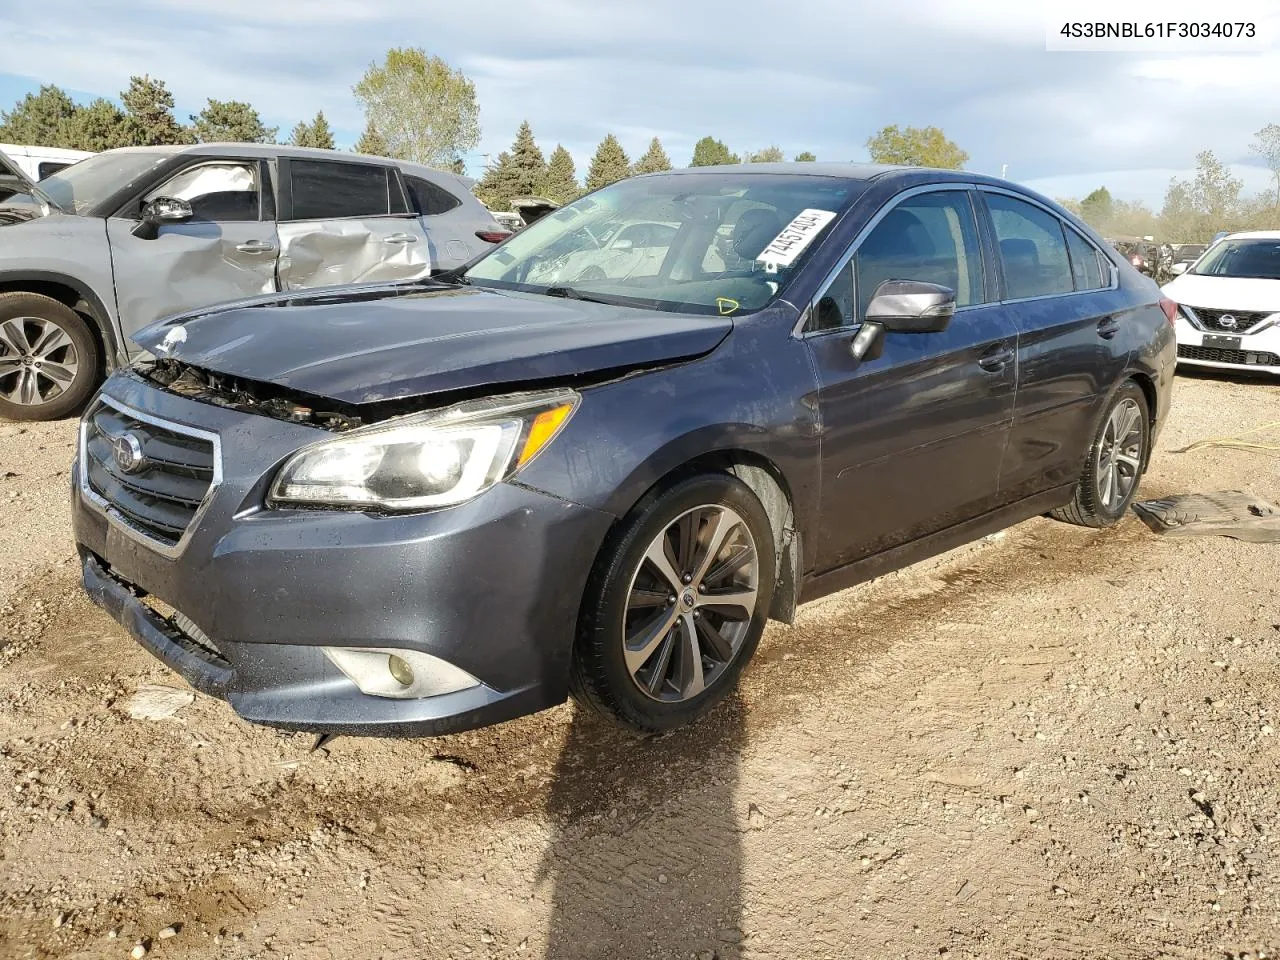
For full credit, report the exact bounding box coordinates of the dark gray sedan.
[71,164,1176,737]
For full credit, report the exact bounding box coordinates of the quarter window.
[813,190,985,331]
[290,160,391,220]
[405,175,462,216]
[146,162,259,222]
[1064,225,1108,291]
[986,193,1074,300]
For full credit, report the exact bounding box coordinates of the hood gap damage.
[138,357,681,432]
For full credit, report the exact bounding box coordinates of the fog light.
[322,646,481,699]
[387,654,414,686]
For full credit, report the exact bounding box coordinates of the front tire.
[570,473,775,733]
[1051,381,1150,527]
[0,292,100,422]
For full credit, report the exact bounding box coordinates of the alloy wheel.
[0,316,80,406]
[1096,397,1143,510]
[623,504,759,702]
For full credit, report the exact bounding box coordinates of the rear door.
[105,157,280,340]
[278,158,430,289]
[803,185,1019,571]
[978,189,1130,501]
[402,170,476,270]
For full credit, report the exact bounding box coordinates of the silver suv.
[0,143,509,421]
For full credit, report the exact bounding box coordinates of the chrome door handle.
[236,240,276,254]
[384,233,419,244]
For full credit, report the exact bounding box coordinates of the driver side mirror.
[132,196,194,240]
[849,280,957,361]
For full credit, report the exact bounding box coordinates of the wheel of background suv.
[0,292,100,422]
[1051,380,1150,528]
[570,473,776,733]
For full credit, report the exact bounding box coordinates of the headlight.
[269,389,578,511]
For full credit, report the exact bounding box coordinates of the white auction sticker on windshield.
[757,209,837,269]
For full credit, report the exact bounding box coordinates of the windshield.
[463,173,861,315]
[1190,239,1280,280]
[37,150,172,214]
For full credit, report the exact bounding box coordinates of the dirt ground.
[1,371,1278,960]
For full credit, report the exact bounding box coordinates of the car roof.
[631,161,1012,185]
[1215,230,1280,241]
[96,143,464,180]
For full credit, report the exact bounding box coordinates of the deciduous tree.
[794,151,817,162]
[689,135,738,167]
[1079,187,1114,227]
[353,47,480,167]
[746,145,785,163]
[865,124,967,169]
[1249,123,1280,207]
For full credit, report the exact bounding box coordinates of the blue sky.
[2,0,1279,206]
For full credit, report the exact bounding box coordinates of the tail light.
[1159,298,1178,326]
[476,230,512,244]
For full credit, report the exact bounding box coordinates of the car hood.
[1163,273,1280,313]
[132,283,734,405]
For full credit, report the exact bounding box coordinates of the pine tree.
[0,85,78,147]
[119,75,192,146]
[794,151,817,162]
[354,120,389,156]
[192,99,276,144]
[631,137,672,175]
[746,145,785,163]
[689,136,738,167]
[542,145,580,204]
[290,111,335,149]
[475,122,547,210]
[60,98,129,151]
[585,134,631,191]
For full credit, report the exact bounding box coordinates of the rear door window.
[289,160,391,220]
[986,193,1074,300]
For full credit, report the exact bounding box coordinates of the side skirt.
[797,484,1075,605]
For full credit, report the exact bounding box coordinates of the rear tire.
[570,473,775,733]
[0,292,100,422]
[1051,381,1150,528]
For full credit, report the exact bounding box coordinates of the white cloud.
[0,0,1275,196]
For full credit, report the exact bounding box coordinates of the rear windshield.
[464,172,863,316]
[1191,239,1280,280]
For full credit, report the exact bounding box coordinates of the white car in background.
[1162,231,1280,377]
[0,143,94,181]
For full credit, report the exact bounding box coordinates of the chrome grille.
[82,400,217,548]
[1191,308,1271,334]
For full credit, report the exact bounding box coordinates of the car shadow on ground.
[539,697,747,960]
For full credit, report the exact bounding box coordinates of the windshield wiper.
[543,285,612,304]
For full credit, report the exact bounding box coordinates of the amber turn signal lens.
[517,403,574,467]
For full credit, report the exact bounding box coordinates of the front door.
[803,187,1019,572]
[106,158,279,345]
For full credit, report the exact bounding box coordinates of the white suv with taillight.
[1162,231,1280,376]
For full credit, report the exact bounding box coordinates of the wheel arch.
[1120,369,1158,470]
[603,446,802,626]
[0,270,123,371]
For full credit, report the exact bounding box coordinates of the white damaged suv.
[1162,231,1280,377]
[0,143,508,421]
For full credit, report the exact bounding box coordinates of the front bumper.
[73,372,615,737]
[1174,314,1280,376]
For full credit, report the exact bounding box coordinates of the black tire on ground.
[569,472,776,733]
[0,292,100,422]
[1050,380,1150,528]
